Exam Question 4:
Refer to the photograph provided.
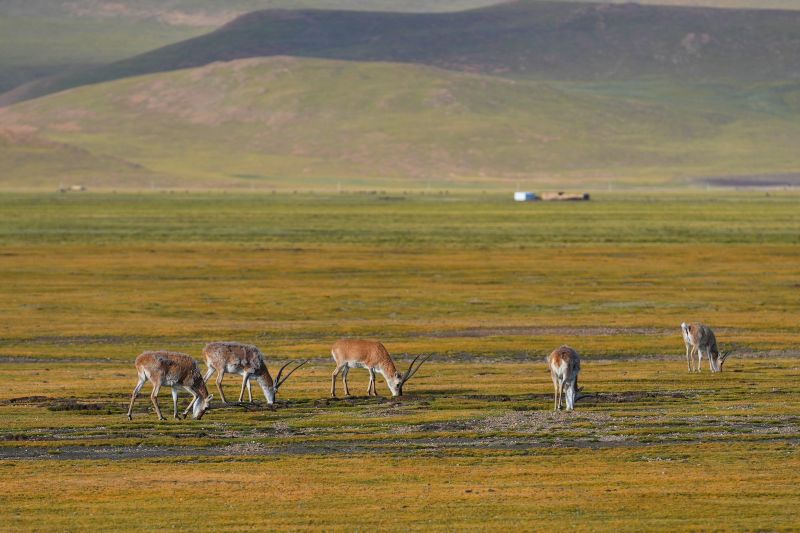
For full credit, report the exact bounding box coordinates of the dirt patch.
[0,445,212,460]
[0,437,648,461]
[0,357,115,364]
[312,396,390,408]
[1,395,122,417]
[9,429,800,461]
[47,399,109,412]
[416,326,667,338]
[395,409,614,435]
[3,399,799,461]
[0,334,209,350]
[0,395,52,405]
[577,390,694,405]
[438,350,800,363]
[701,173,800,188]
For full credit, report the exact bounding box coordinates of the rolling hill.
[5,0,800,105]
[574,0,800,6]
[0,0,504,96]
[2,57,799,189]
[3,0,800,190]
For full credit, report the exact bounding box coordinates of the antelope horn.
[401,353,432,384]
[714,349,733,372]
[275,360,308,388]
[274,361,293,385]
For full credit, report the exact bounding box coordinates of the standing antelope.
[201,341,307,405]
[330,339,431,397]
[547,345,581,411]
[126,351,213,421]
[681,322,731,372]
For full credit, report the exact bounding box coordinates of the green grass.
[0,16,202,95]
[554,0,800,6]
[0,191,798,529]
[2,190,800,246]
[3,58,800,189]
[0,191,798,361]
[4,0,800,98]
[0,0,504,95]
[1,359,799,530]
[10,0,800,104]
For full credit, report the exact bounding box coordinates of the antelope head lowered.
[127,351,213,421]
[681,322,733,372]
[201,341,307,405]
[330,339,431,397]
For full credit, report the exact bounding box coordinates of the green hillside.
[0,15,199,95]
[0,0,503,96]
[8,0,800,105]
[2,57,799,189]
[3,0,799,97]
[561,0,800,6]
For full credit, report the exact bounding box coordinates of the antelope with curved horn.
[681,322,730,372]
[126,351,212,421]
[330,339,431,397]
[199,341,307,405]
[547,345,581,411]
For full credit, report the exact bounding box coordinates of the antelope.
[330,339,431,397]
[126,351,213,421]
[681,322,731,372]
[200,341,307,405]
[546,345,581,411]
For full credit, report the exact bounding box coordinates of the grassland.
[12,0,800,106]
[0,15,202,95]
[0,191,799,530]
[563,0,800,7]
[0,0,503,95]
[3,58,800,189]
[4,1,800,192]
[4,0,800,101]
[2,359,800,530]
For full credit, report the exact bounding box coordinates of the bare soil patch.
[702,173,800,188]
[417,326,667,338]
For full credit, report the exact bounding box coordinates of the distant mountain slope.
[3,0,799,96]
[0,14,202,95]
[6,0,800,105]
[2,57,799,189]
[564,0,800,7]
[0,0,503,96]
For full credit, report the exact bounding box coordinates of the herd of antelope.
[126,321,731,420]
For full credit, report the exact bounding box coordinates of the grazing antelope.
[126,351,212,421]
[330,339,431,397]
[200,341,307,405]
[547,345,581,411]
[681,322,731,373]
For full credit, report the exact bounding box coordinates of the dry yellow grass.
[0,242,797,361]
[1,357,800,530]
[2,445,799,531]
[1,192,798,530]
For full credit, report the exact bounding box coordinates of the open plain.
[0,191,799,530]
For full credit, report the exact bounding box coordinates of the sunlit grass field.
[1,191,799,530]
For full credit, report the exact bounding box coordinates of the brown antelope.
[126,351,213,421]
[546,345,581,411]
[330,339,431,397]
[681,322,731,373]
[200,341,307,405]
